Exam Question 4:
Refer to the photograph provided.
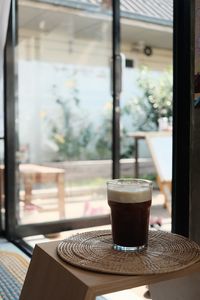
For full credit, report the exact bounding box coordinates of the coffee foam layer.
[107,186,151,203]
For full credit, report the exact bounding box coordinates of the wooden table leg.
[20,245,95,300]
[57,173,65,219]
[24,175,33,206]
[149,271,200,300]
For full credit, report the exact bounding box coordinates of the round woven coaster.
[57,230,200,275]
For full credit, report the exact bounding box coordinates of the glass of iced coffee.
[107,179,152,252]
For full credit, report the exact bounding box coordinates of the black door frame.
[4,0,193,252]
[112,0,121,179]
[172,0,193,237]
[4,0,18,240]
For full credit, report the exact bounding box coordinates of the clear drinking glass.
[107,179,152,252]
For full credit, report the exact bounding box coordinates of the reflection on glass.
[17,0,112,224]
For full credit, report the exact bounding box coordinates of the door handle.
[110,53,125,96]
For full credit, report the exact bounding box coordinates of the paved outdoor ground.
[20,187,171,230]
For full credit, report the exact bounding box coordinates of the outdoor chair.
[145,132,172,214]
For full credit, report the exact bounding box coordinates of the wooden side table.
[0,164,66,219]
[20,164,66,219]
[20,240,200,300]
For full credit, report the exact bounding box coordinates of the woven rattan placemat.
[57,230,200,275]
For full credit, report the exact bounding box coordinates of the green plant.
[48,84,94,161]
[95,107,112,159]
[123,67,173,131]
[94,101,129,160]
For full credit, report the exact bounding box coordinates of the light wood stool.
[20,240,200,300]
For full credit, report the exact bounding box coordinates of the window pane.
[17,0,112,224]
[120,0,173,232]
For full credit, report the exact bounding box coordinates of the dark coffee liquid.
[108,200,151,247]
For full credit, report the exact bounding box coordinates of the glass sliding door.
[119,0,173,231]
[4,0,117,238]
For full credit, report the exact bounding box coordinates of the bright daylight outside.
[15,0,173,232]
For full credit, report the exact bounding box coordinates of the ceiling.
[18,3,172,50]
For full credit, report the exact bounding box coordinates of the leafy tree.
[123,67,173,131]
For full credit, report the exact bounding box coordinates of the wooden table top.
[37,240,200,296]
[19,164,65,174]
[0,164,65,174]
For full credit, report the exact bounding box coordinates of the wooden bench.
[0,164,66,219]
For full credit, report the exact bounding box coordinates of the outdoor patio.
[19,185,171,232]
